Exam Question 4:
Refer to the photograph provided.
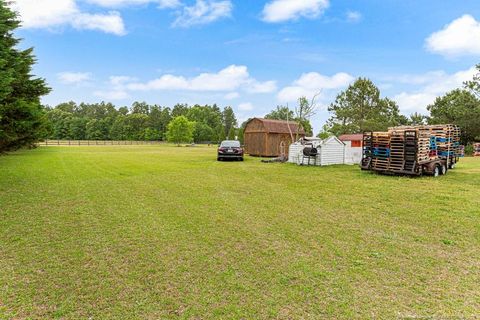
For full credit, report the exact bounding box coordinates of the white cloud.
[10,0,126,35]
[246,80,277,93]
[158,0,182,9]
[224,92,240,100]
[127,65,275,94]
[278,72,354,102]
[238,102,254,111]
[91,75,136,100]
[85,0,181,8]
[386,71,447,85]
[72,11,125,35]
[392,66,477,113]
[172,0,232,28]
[58,72,92,84]
[109,75,137,86]
[262,0,329,23]
[393,93,437,113]
[11,0,77,28]
[426,15,480,57]
[346,11,361,23]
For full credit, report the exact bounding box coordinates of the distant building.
[244,118,305,157]
[339,134,363,164]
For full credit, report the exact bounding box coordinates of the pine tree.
[325,78,404,135]
[227,126,236,140]
[0,1,50,152]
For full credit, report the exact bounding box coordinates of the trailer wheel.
[433,165,440,177]
[440,164,447,175]
[449,162,456,169]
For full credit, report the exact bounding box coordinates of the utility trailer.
[360,124,461,177]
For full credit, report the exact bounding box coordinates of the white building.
[288,136,346,166]
[339,134,363,165]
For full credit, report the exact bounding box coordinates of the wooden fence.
[38,140,166,146]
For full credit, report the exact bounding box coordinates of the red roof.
[338,134,363,141]
[249,118,306,134]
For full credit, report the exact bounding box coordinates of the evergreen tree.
[464,63,480,98]
[46,109,72,139]
[110,116,128,140]
[427,89,480,144]
[222,106,237,137]
[0,2,50,152]
[227,126,236,140]
[144,128,162,141]
[131,101,150,115]
[86,119,106,140]
[215,123,226,143]
[237,127,244,144]
[193,122,215,143]
[325,78,404,135]
[409,112,426,126]
[171,104,189,117]
[69,117,88,140]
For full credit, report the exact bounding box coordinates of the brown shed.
[244,118,305,157]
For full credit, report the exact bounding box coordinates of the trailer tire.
[440,164,447,175]
[449,162,456,169]
[433,165,440,177]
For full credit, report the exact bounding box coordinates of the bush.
[465,144,474,156]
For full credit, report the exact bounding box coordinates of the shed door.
[279,141,286,157]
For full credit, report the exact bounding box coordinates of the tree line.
[1,0,479,153]
[44,101,238,143]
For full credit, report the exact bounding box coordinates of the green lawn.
[1,145,479,319]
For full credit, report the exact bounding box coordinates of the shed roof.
[338,134,363,141]
[322,136,346,146]
[248,118,305,134]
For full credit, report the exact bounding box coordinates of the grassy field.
[1,145,479,319]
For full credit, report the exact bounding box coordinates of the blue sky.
[12,0,480,132]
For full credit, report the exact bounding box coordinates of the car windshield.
[221,141,240,148]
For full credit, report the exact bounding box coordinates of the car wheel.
[240,157,244,161]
